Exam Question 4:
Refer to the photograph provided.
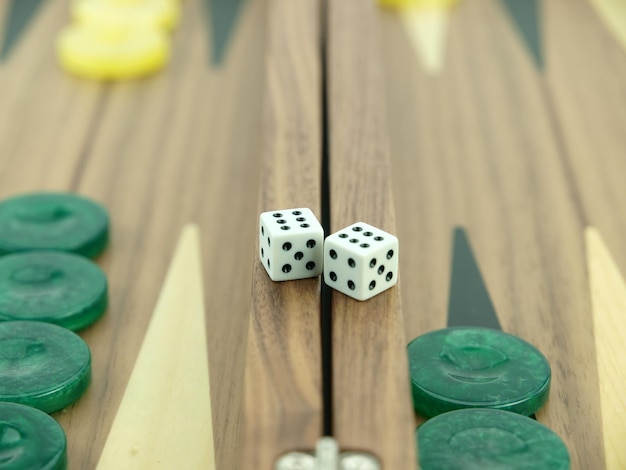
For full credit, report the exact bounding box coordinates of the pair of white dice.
[259,208,398,301]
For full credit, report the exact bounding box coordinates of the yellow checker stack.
[57,0,182,80]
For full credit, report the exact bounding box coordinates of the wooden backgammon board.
[0,0,625,469]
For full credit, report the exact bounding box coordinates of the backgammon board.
[0,0,624,468]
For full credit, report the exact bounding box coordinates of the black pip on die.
[324,222,399,301]
[259,208,324,281]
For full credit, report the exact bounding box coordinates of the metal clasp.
[275,437,380,470]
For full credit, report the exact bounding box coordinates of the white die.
[324,222,399,301]
[259,208,324,281]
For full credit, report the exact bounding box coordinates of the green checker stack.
[0,192,108,259]
[417,408,570,470]
[0,191,111,469]
[408,327,571,469]
[0,321,91,413]
[0,401,68,470]
[0,251,107,331]
[408,327,551,417]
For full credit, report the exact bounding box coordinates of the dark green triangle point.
[447,227,502,330]
[499,0,544,70]
[1,0,46,62]
[203,0,247,67]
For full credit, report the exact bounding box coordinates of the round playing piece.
[0,251,107,331]
[0,251,108,330]
[73,0,181,32]
[57,24,170,80]
[417,409,570,469]
[0,321,91,413]
[0,192,109,258]
[408,327,551,417]
[0,402,67,470]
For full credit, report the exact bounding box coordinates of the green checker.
[417,408,570,469]
[408,327,550,417]
[0,192,109,258]
[0,401,67,470]
[0,321,91,413]
[0,251,107,331]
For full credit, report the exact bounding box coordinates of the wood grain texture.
[543,3,626,466]
[1,0,625,467]
[586,227,626,470]
[241,0,323,467]
[0,1,266,469]
[381,0,607,467]
[0,0,98,183]
[590,0,626,53]
[327,1,416,467]
[401,6,451,75]
[96,225,215,470]
[545,0,626,286]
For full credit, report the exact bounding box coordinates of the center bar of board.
[241,0,323,468]
[327,0,416,467]
[242,0,416,467]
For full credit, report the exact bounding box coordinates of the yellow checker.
[72,0,181,32]
[379,0,458,9]
[57,24,170,80]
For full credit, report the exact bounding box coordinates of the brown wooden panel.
[1,0,625,468]
[0,1,267,468]
[0,0,90,174]
[380,0,606,468]
[241,0,323,467]
[545,0,626,273]
[327,1,416,467]
[544,1,626,467]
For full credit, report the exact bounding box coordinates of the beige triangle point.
[585,227,626,470]
[590,0,626,53]
[401,6,450,74]
[97,225,216,470]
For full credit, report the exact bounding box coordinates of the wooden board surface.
[327,0,416,466]
[0,1,266,469]
[381,0,625,467]
[0,0,625,468]
[241,0,323,467]
[96,225,216,469]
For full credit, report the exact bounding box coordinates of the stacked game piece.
[0,402,68,469]
[408,327,551,417]
[407,327,571,468]
[0,321,92,413]
[0,191,111,470]
[259,208,399,301]
[0,193,109,330]
[417,408,570,469]
[56,0,182,80]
